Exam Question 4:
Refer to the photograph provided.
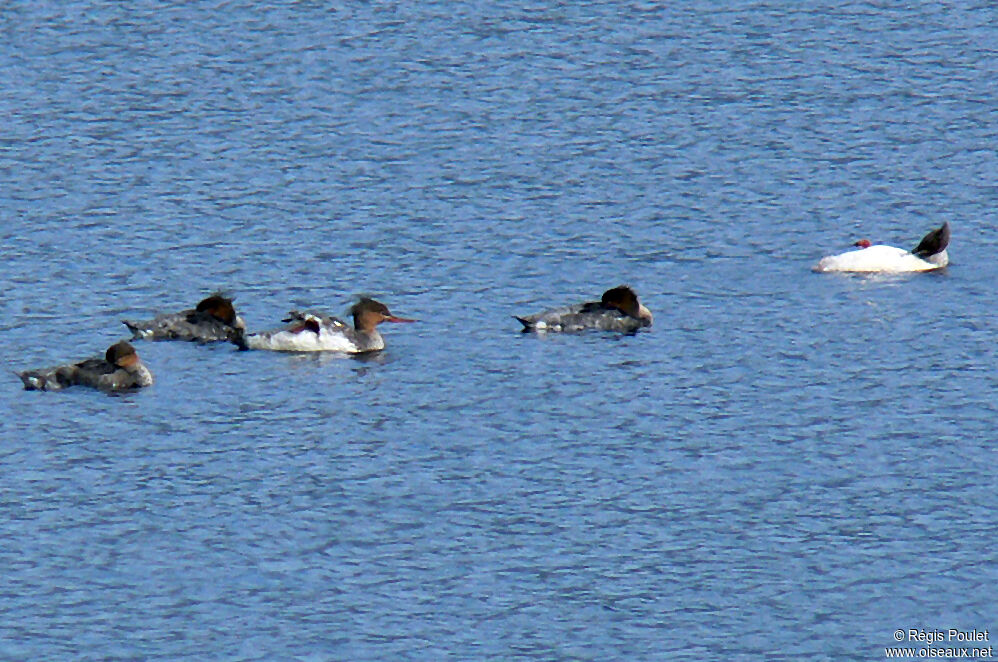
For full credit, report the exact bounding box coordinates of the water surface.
[1,1,997,659]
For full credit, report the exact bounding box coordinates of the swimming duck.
[236,298,414,353]
[19,340,154,392]
[516,285,653,333]
[813,222,950,274]
[123,294,246,343]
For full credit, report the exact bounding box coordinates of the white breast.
[245,328,360,352]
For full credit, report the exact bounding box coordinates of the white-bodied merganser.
[236,298,414,353]
[813,222,950,274]
[19,340,154,392]
[516,285,653,333]
[123,294,246,343]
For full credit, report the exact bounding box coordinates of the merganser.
[813,222,950,274]
[123,294,246,343]
[19,341,154,392]
[236,298,414,353]
[516,285,653,333]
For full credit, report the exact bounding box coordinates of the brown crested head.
[853,239,872,248]
[601,286,643,319]
[196,294,237,326]
[350,297,415,332]
[106,340,140,368]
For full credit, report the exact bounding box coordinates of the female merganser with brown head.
[236,298,414,353]
[813,222,950,274]
[516,285,653,333]
[123,294,246,343]
[19,340,154,391]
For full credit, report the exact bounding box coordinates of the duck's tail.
[18,370,54,391]
[122,320,150,339]
[912,222,950,257]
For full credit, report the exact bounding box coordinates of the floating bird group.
[17,294,419,392]
[16,222,950,393]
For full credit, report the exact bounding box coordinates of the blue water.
[2,1,997,659]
